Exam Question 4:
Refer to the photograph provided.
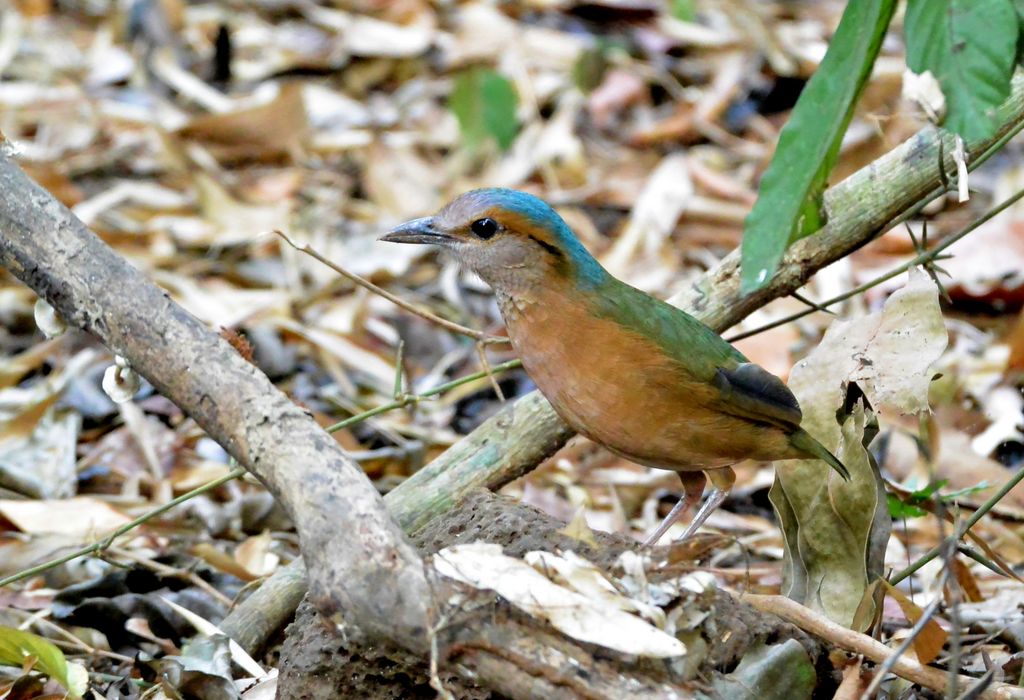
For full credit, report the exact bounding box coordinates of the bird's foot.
[672,486,730,543]
[641,471,707,547]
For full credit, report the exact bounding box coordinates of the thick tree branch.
[221,74,1024,652]
[0,153,433,650]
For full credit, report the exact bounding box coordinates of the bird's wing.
[593,282,802,430]
[710,362,803,429]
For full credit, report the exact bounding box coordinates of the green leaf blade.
[905,0,1018,142]
[739,0,896,293]
[0,626,85,698]
[449,67,519,152]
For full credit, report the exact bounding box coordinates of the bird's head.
[379,188,605,295]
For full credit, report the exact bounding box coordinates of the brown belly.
[507,299,796,471]
[535,365,796,470]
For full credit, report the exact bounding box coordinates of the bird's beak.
[379,217,450,245]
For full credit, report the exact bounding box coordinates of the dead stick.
[0,152,433,652]
[741,595,1024,700]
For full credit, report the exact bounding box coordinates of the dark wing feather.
[712,363,803,429]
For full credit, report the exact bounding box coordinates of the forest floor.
[1,0,1022,697]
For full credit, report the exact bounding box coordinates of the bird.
[381,188,850,545]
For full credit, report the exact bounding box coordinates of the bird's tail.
[788,428,851,481]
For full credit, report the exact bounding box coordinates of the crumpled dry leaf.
[157,634,240,700]
[161,597,265,678]
[942,168,1024,302]
[306,5,435,59]
[0,350,94,498]
[792,266,948,437]
[434,543,686,657]
[771,403,887,629]
[190,173,293,247]
[0,407,79,499]
[524,549,666,627]
[363,141,442,220]
[0,339,61,390]
[557,506,597,545]
[233,530,280,578]
[442,3,518,66]
[711,639,815,700]
[772,268,946,628]
[482,92,587,189]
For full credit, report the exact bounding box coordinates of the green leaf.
[739,0,896,293]
[0,626,86,697]
[670,0,696,22]
[572,46,609,94]
[888,479,991,518]
[888,493,927,518]
[905,0,1018,142]
[449,67,519,152]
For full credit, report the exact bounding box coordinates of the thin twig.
[890,465,1024,585]
[0,360,523,589]
[727,185,1024,342]
[0,467,247,589]
[393,340,406,399]
[789,290,836,315]
[741,595,1024,700]
[324,359,521,434]
[475,343,506,402]
[859,568,950,700]
[274,229,508,345]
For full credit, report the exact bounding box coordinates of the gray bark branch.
[0,153,433,646]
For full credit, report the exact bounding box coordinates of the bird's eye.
[470,218,499,240]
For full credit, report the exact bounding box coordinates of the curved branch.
[0,153,433,652]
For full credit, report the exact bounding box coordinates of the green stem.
[325,359,521,433]
[889,465,1024,585]
[0,467,246,589]
[727,184,1024,342]
[0,359,522,589]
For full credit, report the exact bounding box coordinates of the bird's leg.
[674,466,737,541]
[642,471,706,547]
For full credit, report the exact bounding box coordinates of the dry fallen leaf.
[234,530,280,578]
[602,153,693,277]
[772,268,947,627]
[882,580,948,665]
[0,497,130,537]
[434,543,686,658]
[176,83,309,163]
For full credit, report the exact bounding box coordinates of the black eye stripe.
[528,235,563,257]
[470,218,499,239]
